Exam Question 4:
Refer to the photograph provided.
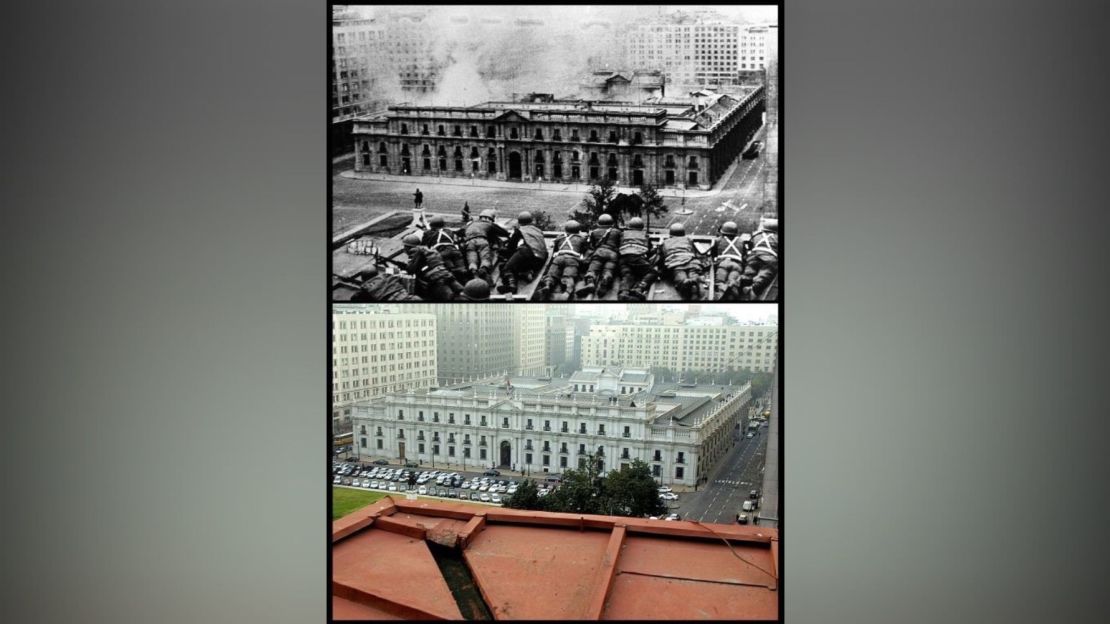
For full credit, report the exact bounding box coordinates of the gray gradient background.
[3,1,1109,623]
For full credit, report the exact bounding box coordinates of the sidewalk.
[339,168,726,199]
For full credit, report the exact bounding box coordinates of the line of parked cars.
[332,462,553,504]
[657,486,680,502]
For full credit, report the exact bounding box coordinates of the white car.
[507,486,518,495]
[417,486,428,495]
[479,493,491,502]
[658,486,672,494]
[388,484,398,492]
[333,476,341,484]
[665,514,680,521]
[361,479,371,488]
[491,494,502,504]
[470,483,480,490]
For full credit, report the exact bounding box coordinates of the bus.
[333,432,353,455]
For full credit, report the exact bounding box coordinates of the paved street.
[673,419,769,524]
[331,119,776,237]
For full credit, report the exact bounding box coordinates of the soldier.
[402,234,464,301]
[617,216,657,301]
[462,208,510,282]
[421,216,469,283]
[457,277,492,301]
[581,213,622,297]
[741,218,779,300]
[709,221,747,301]
[498,211,549,295]
[413,188,423,209]
[535,220,587,301]
[349,265,422,302]
[658,222,705,300]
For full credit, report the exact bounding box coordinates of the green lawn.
[333,487,390,520]
[332,486,495,520]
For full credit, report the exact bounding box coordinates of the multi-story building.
[406,305,545,383]
[351,87,765,189]
[581,321,778,373]
[545,307,575,376]
[331,306,437,430]
[623,15,769,89]
[351,368,751,488]
[331,8,387,154]
[512,305,547,378]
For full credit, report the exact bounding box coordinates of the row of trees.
[571,178,669,231]
[504,457,667,518]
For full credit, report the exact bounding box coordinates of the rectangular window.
[652,464,661,477]
[480,449,487,460]
[377,439,383,450]
[675,466,685,479]
[360,438,366,448]
[560,456,568,468]
[543,455,550,466]
[449,446,455,457]
[525,453,533,464]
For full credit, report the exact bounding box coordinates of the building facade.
[581,321,778,373]
[622,14,771,87]
[331,306,437,430]
[351,88,765,190]
[351,368,751,488]
[512,305,548,378]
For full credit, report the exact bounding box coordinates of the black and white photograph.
[330,4,780,302]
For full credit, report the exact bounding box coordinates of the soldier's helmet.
[564,220,581,234]
[463,278,491,300]
[760,218,779,232]
[429,216,445,229]
[517,211,533,225]
[721,221,739,236]
[479,208,496,221]
[628,217,645,230]
[402,234,422,247]
[669,223,686,236]
[598,213,615,227]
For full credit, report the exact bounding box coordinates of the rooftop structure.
[332,497,779,620]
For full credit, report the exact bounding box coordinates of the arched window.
[688,156,698,168]
[437,125,445,136]
[361,141,370,152]
[378,142,388,154]
[470,126,479,137]
[453,147,463,158]
[401,144,410,156]
[607,153,618,166]
[422,145,431,156]
[632,154,644,168]
[437,146,447,157]
[469,147,479,159]
[534,128,544,140]
[588,152,599,165]
[400,123,409,135]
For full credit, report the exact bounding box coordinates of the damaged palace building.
[352,367,751,488]
[351,87,765,190]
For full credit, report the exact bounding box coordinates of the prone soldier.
[497,211,549,295]
[741,218,779,300]
[658,222,705,300]
[348,265,422,302]
[462,208,510,282]
[581,213,622,298]
[709,221,747,301]
[402,234,464,301]
[535,220,587,301]
[616,216,657,301]
[421,216,470,283]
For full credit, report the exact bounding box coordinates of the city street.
[673,422,769,524]
[331,119,775,237]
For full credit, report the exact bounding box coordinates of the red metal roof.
[333,497,779,620]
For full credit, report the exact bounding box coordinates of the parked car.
[746,432,755,439]
[387,484,398,492]
[742,500,755,512]
[742,140,762,159]
[737,513,749,524]
[750,489,760,499]
[479,493,491,502]
[491,494,502,504]
[361,479,370,488]
[417,486,428,495]
[373,459,388,465]
[484,469,500,477]
[664,513,680,521]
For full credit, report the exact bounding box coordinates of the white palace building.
[351,366,752,488]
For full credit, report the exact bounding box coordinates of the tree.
[504,478,542,510]
[531,209,555,232]
[602,460,667,517]
[571,177,617,230]
[637,183,668,230]
[542,455,604,515]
